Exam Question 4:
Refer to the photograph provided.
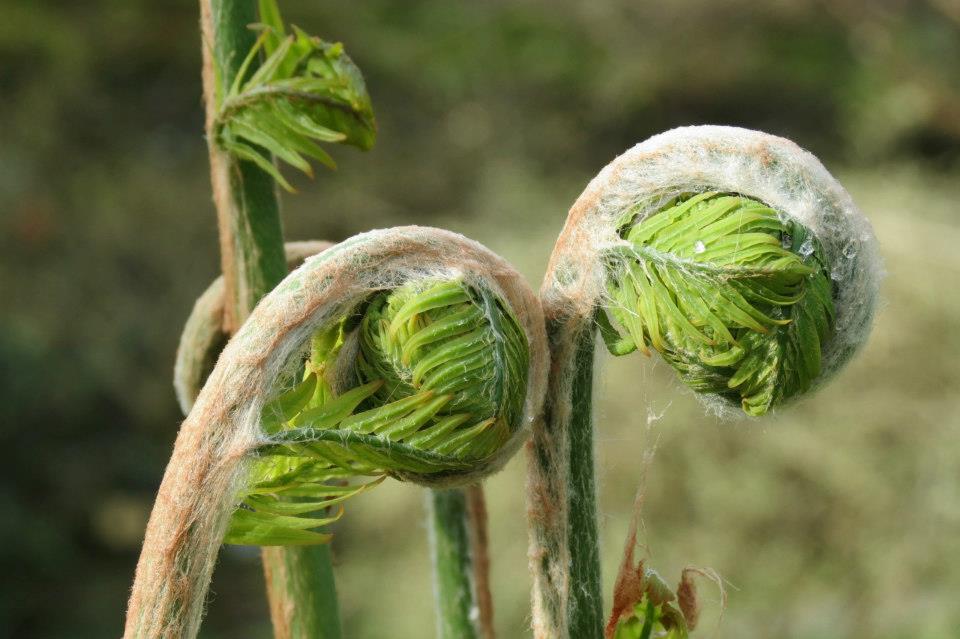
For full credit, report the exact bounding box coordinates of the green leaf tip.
[215,0,376,191]
[225,278,528,546]
[600,191,835,417]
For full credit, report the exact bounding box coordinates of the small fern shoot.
[214,0,376,191]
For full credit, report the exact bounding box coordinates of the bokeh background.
[3,1,959,637]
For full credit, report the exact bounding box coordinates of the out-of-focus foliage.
[1,1,958,638]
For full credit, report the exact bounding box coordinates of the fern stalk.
[429,487,494,639]
[528,316,604,638]
[199,1,341,636]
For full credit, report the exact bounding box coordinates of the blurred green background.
[2,1,959,637]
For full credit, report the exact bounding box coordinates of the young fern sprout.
[526,126,882,639]
[124,227,547,639]
[201,0,376,334]
[214,0,375,192]
[228,275,533,545]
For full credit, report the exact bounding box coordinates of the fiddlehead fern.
[124,227,547,639]
[526,126,882,639]
[213,0,375,191]
[227,275,532,544]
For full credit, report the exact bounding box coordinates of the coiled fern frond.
[214,0,375,191]
[125,228,546,639]
[226,278,530,545]
[527,127,881,639]
[598,192,835,416]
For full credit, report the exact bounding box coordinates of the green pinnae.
[358,278,528,433]
[225,277,529,546]
[600,191,835,416]
[214,1,376,192]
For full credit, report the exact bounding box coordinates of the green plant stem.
[200,1,342,637]
[204,0,287,327]
[429,487,492,639]
[263,547,343,639]
[531,315,604,639]
[563,325,604,638]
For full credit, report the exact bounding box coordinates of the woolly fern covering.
[225,279,529,545]
[599,192,835,416]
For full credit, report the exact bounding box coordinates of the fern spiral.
[527,126,882,639]
[227,276,532,545]
[125,227,547,638]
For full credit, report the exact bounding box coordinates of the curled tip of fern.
[599,191,835,417]
[358,279,529,459]
[228,275,530,546]
[214,0,376,191]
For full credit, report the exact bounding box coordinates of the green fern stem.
[203,0,287,329]
[563,324,604,638]
[428,489,485,639]
[200,1,341,637]
[527,314,604,638]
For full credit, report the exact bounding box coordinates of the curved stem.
[199,1,341,637]
[124,227,548,639]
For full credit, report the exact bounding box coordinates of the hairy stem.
[199,1,341,636]
[202,0,286,332]
[429,488,491,639]
[565,327,603,638]
[526,315,603,639]
[465,485,495,639]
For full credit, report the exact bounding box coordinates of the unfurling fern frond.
[528,127,881,639]
[214,0,375,191]
[599,192,835,416]
[226,278,530,545]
